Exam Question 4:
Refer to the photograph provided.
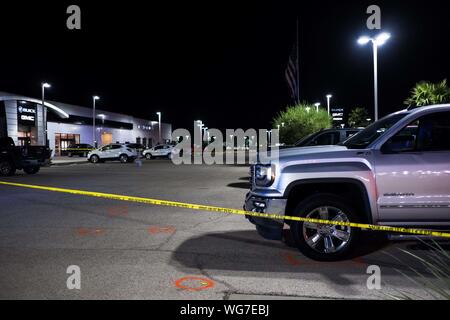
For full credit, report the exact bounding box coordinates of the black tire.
[145,153,153,160]
[90,155,100,163]
[119,154,129,163]
[290,193,360,261]
[0,160,15,176]
[24,166,40,175]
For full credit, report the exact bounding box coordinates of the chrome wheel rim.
[91,156,98,163]
[146,153,151,159]
[120,155,127,162]
[302,206,351,254]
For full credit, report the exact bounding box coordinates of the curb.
[50,160,90,166]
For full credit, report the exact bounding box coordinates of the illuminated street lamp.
[41,83,51,146]
[156,112,162,143]
[357,32,391,121]
[326,94,332,115]
[92,96,100,147]
[314,102,321,112]
[98,114,106,124]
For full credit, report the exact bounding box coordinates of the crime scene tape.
[1,180,450,239]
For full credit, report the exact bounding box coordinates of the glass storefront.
[55,133,80,156]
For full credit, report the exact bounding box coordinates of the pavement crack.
[193,253,239,298]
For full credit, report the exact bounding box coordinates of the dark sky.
[0,0,449,130]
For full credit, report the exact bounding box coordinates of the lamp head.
[374,32,391,46]
[357,36,371,45]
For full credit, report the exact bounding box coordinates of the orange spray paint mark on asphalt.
[76,228,105,236]
[175,276,215,291]
[147,226,176,234]
[107,206,128,216]
[285,253,302,266]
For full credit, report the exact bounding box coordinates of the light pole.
[41,83,51,146]
[156,112,161,144]
[197,120,203,146]
[266,130,272,147]
[357,32,391,121]
[314,102,321,112]
[326,94,332,115]
[92,96,100,147]
[202,127,209,142]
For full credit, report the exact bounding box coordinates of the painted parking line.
[1,180,450,239]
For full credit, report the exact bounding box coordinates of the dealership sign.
[331,107,345,122]
[17,104,37,125]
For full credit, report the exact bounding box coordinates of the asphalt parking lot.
[0,160,447,299]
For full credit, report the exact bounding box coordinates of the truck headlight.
[255,164,275,187]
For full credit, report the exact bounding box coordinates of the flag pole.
[296,17,300,104]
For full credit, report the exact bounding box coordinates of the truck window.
[417,112,450,151]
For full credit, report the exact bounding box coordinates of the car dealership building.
[0,91,172,156]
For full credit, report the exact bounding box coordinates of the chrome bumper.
[244,192,287,241]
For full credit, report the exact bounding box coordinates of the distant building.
[0,91,171,156]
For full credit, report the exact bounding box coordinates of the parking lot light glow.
[357,32,391,121]
[326,94,332,115]
[92,95,100,147]
[156,112,162,143]
[314,102,321,112]
[357,36,371,45]
[375,32,391,46]
[41,82,52,146]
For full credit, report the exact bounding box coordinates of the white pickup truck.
[244,105,450,261]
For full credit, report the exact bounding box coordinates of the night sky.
[0,0,449,131]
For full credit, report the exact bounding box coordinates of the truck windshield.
[341,112,408,149]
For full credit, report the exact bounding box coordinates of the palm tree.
[405,79,450,107]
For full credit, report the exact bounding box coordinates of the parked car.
[143,144,176,159]
[0,137,51,176]
[65,144,94,157]
[124,143,145,156]
[244,104,450,261]
[282,128,362,149]
[88,144,137,163]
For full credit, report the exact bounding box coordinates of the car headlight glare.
[255,164,275,187]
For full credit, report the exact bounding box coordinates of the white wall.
[47,122,167,156]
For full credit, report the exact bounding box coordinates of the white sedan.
[88,144,137,163]
[143,145,176,159]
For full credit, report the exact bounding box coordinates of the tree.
[272,103,332,145]
[404,79,450,107]
[348,107,370,128]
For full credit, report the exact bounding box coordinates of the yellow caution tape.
[1,180,449,239]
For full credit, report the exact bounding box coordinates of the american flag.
[285,44,299,104]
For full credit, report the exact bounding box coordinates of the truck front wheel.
[290,194,360,261]
[0,160,16,176]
